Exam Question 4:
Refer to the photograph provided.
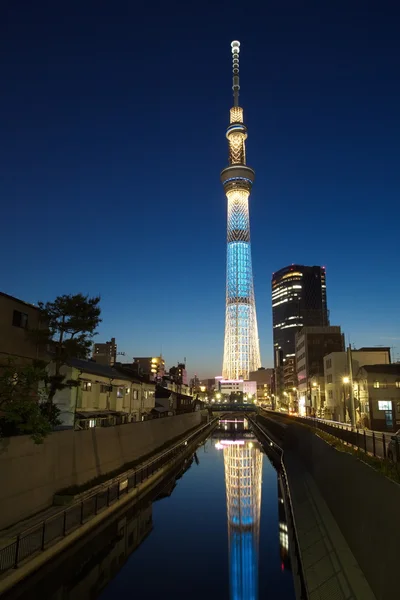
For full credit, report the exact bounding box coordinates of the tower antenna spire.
[231,40,240,106]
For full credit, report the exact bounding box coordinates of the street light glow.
[343,377,350,384]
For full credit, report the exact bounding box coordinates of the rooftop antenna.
[231,40,240,107]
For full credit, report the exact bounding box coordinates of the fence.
[261,410,399,461]
[249,417,308,600]
[0,418,217,576]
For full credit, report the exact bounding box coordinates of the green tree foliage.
[31,293,102,403]
[0,359,61,444]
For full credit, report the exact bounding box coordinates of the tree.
[0,359,61,443]
[30,293,102,403]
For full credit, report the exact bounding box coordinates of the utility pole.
[347,345,356,427]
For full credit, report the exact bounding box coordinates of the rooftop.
[361,364,400,375]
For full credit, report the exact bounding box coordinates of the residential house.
[324,348,391,422]
[52,358,155,429]
[0,291,47,364]
[356,364,400,431]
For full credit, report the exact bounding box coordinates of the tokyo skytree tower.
[221,40,261,380]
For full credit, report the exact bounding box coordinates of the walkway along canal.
[1,417,296,600]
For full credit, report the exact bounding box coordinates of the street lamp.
[216,393,221,400]
[342,377,349,422]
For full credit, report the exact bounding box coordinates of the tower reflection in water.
[215,419,263,600]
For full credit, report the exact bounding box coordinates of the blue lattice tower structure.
[222,41,261,380]
[223,440,263,600]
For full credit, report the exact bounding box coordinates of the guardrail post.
[382,433,386,459]
[41,521,46,550]
[372,431,376,457]
[63,510,67,536]
[14,534,20,569]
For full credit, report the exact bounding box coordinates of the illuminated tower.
[223,440,263,600]
[222,40,261,380]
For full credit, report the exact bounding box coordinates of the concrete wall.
[0,412,203,530]
[275,417,400,600]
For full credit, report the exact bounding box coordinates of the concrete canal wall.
[0,412,204,529]
[257,412,400,600]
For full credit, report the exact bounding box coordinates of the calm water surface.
[5,419,295,600]
[99,418,294,600]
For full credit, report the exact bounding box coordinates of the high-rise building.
[272,265,328,400]
[92,337,117,366]
[296,326,345,416]
[222,41,261,381]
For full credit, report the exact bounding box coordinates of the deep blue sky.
[1,1,399,377]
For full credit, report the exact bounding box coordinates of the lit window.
[378,400,392,411]
[396,381,400,389]
[381,380,387,389]
[82,381,92,391]
[373,381,380,389]
[117,387,124,398]
[89,419,96,428]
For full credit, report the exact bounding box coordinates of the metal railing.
[0,418,217,576]
[249,417,308,600]
[260,409,399,461]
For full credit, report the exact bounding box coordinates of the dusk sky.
[1,1,399,377]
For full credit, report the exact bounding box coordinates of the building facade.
[92,337,117,366]
[324,347,391,422]
[52,358,156,428]
[272,265,328,401]
[249,368,274,403]
[132,356,165,381]
[356,364,400,431]
[296,326,344,416]
[221,41,261,381]
[0,292,47,364]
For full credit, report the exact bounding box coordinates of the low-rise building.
[249,368,273,403]
[324,347,391,421]
[0,291,47,364]
[52,358,155,429]
[356,364,400,431]
[132,356,165,381]
[296,326,344,416]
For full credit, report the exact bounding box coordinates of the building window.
[396,380,400,389]
[373,381,380,389]
[82,381,92,391]
[378,400,392,411]
[132,390,138,400]
[397,402,400,414]
[381,380,387,389]
[88,419,96,428]
[326,374,333,384]
[12,310,28,329]
[326,358,332,369]
[100,384,112,393]
[328,390,333,399]
[117,387,124,398]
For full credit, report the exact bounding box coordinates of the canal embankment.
[0,411,207,530]
[0,415,217,596]
[256,411,400,600]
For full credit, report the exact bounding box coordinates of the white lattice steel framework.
[221,41,261,380]
[223,440,263,600]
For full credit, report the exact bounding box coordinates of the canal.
[5,418,295,600]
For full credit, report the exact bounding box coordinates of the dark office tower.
[272,265,329,400]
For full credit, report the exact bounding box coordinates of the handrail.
[0,417,218,575]
[248,416,308,600]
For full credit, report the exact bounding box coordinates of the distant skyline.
[1,1,400,378]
